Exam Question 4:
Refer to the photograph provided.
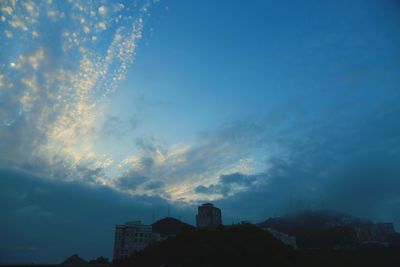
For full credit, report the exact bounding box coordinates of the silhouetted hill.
[151,217,194,237]
[115,224,307,267]
[259,210,359,231]
[258,210,397,249]
[62,254,87,265]
[258,210,359,249]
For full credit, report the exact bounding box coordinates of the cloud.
[115,120,269,201]
[195,172,260,197]
[201,95,400,228]
[113,91,400,207]
[1,4,400,257]
[0,0,153,185]
[1,1,296,204]
[98,6,107,16]
[115,172,148,191]
[0,168,194,264]
[100,115,138,137]
[215,153,400,229]
[195,185,220,194]
[220,172,256,186]
[14,205,53,218]
[144,180,165,190]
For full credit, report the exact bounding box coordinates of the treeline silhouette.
[114,223,400,267]
[115,224,308,267]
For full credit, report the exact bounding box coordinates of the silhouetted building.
[113,220,159,261]
[196,203,222,229]
[353,222,396,244]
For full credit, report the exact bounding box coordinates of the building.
[113,220,159,261]
[353,222,396,244]
[323,218,397,246]
[264,228,298,250]
[196,203,222,229]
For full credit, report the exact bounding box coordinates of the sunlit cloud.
[4,30,13,38]
[0,0,272,203]
[98,5,107,16]
[0,1,152,180]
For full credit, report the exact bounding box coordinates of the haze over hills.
[258,210,399,249]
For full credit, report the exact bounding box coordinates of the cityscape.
[17,203,398,266]
[111,203,399,264]
[114,203,223,260]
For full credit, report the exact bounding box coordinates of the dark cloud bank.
[0,169,191,264]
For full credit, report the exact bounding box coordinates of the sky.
[1,0,400,263]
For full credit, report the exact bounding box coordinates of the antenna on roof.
[167,204,170,217]
[152,209,155,223]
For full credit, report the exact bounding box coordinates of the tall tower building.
[113,221,159,261]
[196,203,222,229]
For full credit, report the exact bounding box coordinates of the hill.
[115,224,307,267]
[62,254,87,265]
[257,210,397,249]
[151,217,194,238]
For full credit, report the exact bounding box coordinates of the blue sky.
[1,0,400,263]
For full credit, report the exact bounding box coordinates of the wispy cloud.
[0,0,153,185]
[114,120,270,201]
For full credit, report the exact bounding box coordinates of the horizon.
[0,208,397,264]
[1,0,400,264]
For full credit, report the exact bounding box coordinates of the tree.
[88,256,110,264]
